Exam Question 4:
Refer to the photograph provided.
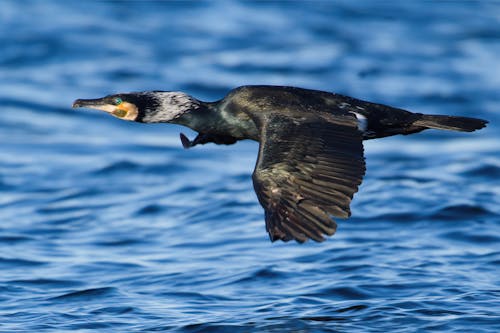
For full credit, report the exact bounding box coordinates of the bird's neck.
[173,102,226,134]
[141,92,204,123]
[143,91,227,134]
[170,94,259,140]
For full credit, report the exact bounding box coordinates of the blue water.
[1,1,499,332]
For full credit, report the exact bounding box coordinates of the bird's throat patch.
[112,102,138,121]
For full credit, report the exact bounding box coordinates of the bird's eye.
[114,97,123,105]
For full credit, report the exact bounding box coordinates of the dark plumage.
[73,85,488,243]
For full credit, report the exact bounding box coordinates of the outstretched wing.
[252,114,366,243]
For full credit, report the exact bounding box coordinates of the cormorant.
[73,85,488,243]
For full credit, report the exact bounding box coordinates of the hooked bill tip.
[72,99,82,108]
[72,98,103,109]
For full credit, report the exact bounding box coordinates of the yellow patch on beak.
[110,102,138,121]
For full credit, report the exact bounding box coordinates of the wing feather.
[252,114,365,242]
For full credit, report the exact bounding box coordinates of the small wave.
[90,306,135,315]
[378,175,436,184]
[92,161,142,175]
[231,267,287,284]
[62,321,119,330]
[179,322,251,333]
[43,213,94,226]
[134,203,165,216]
[158,291,232,302]
[92,160,187,175]
[353,212,424,223]
[50,287,117,301]
[439,231,500,244]
[308,286,372,300]
[461,164,500,178]
[50,189,103,202]
[37,205,108,215]
[0,179,14,191]
[10,279,82,288]
[0,235,34,243]
[0,257,45,267]
[363,204,493,224]
[414,308,465,316]
[301,315,348,322]
[93,238,147,247]
[79,261,144,272]
[0,97,69,116]
[335,304,369,313]
[430,204,492,221]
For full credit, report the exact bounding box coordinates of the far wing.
[252,114,366,242]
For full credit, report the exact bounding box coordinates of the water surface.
[0,1,499,332]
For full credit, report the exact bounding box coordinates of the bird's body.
[73,85,488,243]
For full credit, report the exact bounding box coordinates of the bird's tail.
[413,114,488,132]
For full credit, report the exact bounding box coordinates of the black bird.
[73,86,487,243]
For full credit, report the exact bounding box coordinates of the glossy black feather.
[252,114,365,243]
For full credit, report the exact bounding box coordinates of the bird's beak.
[72,97,139,121]
[72,98,115,113]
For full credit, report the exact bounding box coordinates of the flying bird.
[73,86,487,243]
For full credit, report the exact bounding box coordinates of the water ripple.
[430,204,493,221]
[0,257,45,268]
[0,1,498,332]
[51,287,118,301]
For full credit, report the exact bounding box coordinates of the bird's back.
[221,85,486,141]
[223,85,354,119]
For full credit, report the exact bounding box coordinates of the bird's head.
[72,91,201,123]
